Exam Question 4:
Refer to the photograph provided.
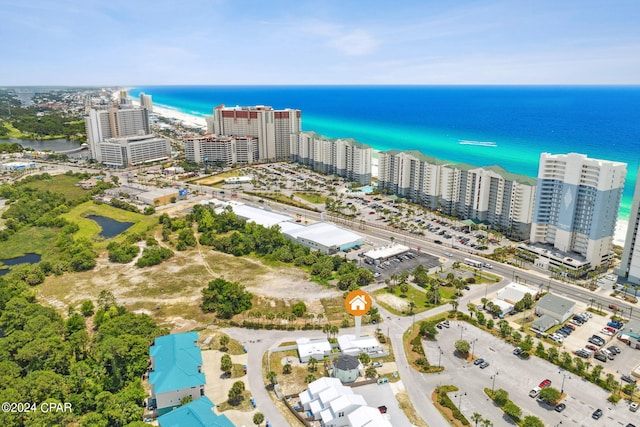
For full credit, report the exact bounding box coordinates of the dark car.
[474,358,485,365]
[513,347,523,356]
[592,408,603,419]
[594,353,607,362]
[378,405,387,414]
[622,375,637,384]
[555,403,566,412]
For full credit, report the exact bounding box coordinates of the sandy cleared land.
[38,242,341,330]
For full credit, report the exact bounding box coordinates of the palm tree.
[308,357,318,372]
[471,412,483,427]
[450,298,459,312]
[480,419,493,427]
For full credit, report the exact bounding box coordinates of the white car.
[600,329,614,336]
[550,334,564,343]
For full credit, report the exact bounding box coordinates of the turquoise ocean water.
[129,86,640,220]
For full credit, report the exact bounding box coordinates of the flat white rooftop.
[284,222,363,248]
[363,244,410,260]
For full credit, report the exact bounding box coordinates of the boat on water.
[459,140,497,147]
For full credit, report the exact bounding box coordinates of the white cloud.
[328,28,378,56]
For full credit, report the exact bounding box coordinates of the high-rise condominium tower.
[530,152,627,268]
[618,165,640,284]
[205,105,301,161]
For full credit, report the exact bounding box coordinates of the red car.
[378,405,388,414]
[539,379,552,388]
[586,344,598,351]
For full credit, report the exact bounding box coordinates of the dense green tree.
[201,278,253,318]
[539,387,561,405]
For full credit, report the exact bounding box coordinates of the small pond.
[0,253,42,276]
[87,215,134,238]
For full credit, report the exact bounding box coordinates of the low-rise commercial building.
[362,244,410,265]
[534,293,576,323]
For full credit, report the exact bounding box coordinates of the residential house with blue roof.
[157,396,235,427]
[149,332,206,415]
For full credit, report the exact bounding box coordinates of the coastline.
[123,90,629,247]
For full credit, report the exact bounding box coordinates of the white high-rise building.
[184,135,258,165]
[377,150,536,240]
[85,104,159,166]
[98,135,170,168]
[530,152,627,269]
[618,166,640,284]
[377,150,446,208]
[205,104,301,161]
[139,93,153,112]
[292,132,372,184]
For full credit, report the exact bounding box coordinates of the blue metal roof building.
[149,332,206,415]
[157,396,235,427]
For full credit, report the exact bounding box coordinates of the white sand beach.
[614,219,628,247]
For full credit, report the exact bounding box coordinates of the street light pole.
[460,325,466,341]
[491,372,499,393]
[559,371,570,394]
[456,392,467,412]
[471,338,477,358]
[438,347,443,368]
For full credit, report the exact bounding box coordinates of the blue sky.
[1,0,639,85]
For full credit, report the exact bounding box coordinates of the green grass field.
[19,174,88,201]
[0,227,59,264]
[60,201,158,248]
[294,192,327,204]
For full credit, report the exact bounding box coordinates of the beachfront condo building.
[85,105,151,163]
[139,92,153,112]
[184,135,258,165]
[98,135,170,168]
[205,104,301,161]
[291,132,373,185]
[528,152,627,271]
[377,150,447,208]
[618,165,640,285]
[377,150,536,240]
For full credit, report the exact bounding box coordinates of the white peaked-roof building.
[299,377,391,427]
[337,335,383,357]
[296,338,332,363]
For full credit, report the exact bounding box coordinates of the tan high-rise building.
[184,135,258,165]
[139,93,153,112]
[205,104,300,161]
[292,132,372,184]
[377,150,536,240]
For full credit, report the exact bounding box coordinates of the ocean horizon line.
[129,85,637,223]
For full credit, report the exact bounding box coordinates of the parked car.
[479,361,489,369]
[378,405,388,414]
[513,347,523,356]
[474,358,485,366]
[586,344,598,351]
[529,387,541,398]
[592,408,603,419]
[372,362,383,368]
[565,323,576,331]
[539,379,552,388]
[622,375,637,384]
[555,403,567,412]
[631,402,639,412]
[610,345,622,354]
[594,352,607,362]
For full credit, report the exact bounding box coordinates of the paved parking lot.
[423,322,638,426]
[541,310,640,380]
[362,251,441,281]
